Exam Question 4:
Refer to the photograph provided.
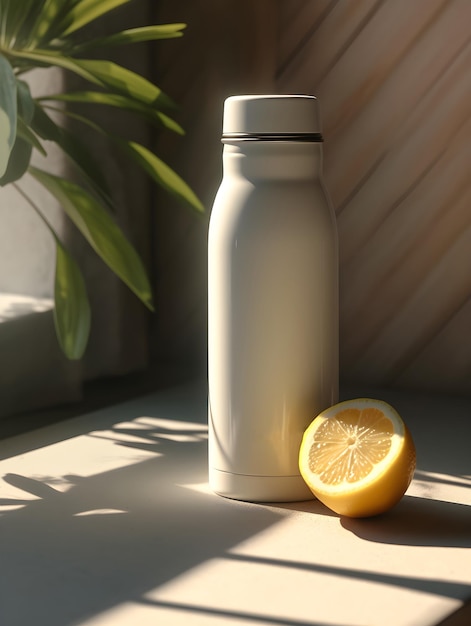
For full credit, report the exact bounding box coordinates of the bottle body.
[208,99,338,502]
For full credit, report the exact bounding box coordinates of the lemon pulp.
[299,399,416,517]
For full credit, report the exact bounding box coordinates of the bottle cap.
[222,94,323,141]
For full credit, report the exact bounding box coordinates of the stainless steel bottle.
[208,95,338,502]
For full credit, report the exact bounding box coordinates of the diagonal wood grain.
[277,0,471,393]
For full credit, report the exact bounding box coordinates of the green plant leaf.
[59,0,132,37]
[17,117,47,156]
[30,101,63,142]
[0,136,32,186]
[0,0,42,47]
[57,125,115,208]
[6,48,107,85]
[73,59,175,109]
[120,140,205,213]
[47,108,204,213]
[30,104,113,207]
[7,50,174,110]
[16,80,35,124]
[29,166,154,310]
[74,24,187,51]
[0,53,17,177]
[40,91,184,134]
[13,180,91,360]
[54,241,91,360]
[28,0,72,46]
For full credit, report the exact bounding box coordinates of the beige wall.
[151,0,471,394]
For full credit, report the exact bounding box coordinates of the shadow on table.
[222,552,471,603]
[1,382,470,626]
[341,494,471,548]
[272,492,471,549]
[0,385,283,626]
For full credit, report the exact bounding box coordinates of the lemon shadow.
[340,494,471,548]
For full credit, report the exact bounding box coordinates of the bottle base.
[209,468,315,503]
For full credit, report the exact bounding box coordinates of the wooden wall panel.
[277,0,471,393]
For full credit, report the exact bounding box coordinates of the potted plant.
[0,0,204,360]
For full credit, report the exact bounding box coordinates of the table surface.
[0,382,470,626]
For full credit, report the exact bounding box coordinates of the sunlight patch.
[74,508,128,517]
[135,416,207,433]
[177,482,211,495]
[158,433,207,443]
[408,469,471,506]
[0,504,28,514]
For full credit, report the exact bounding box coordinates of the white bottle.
[208,95,338,502]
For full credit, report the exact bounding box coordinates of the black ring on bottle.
[222,132,323,143]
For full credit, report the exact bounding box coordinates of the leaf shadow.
[0,386,283,626]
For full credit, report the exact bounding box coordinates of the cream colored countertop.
[0,382,469,626]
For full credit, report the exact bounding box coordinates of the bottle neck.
[222,140,323,182]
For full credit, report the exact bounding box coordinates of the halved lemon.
[299,398,416,517]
